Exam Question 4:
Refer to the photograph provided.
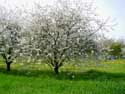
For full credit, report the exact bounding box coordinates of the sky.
[0,0,124,40]
[96,0,125,39]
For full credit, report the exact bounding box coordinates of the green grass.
[0,59,125,94]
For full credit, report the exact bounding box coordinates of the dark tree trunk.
[54,64,59,74]
[6,62,12,71]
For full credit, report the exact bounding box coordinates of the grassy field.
[0,59,125,94]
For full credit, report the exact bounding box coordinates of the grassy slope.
[0,59,125,94]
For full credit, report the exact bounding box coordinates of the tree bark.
[6,62,12,71]
[54,64,59,74]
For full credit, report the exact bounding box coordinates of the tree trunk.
[6,62,11,71]
[54,64,59,74]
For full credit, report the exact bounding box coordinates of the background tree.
[0,7,23,71]
[109,42,122,59]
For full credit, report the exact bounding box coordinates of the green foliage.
[109,42,122,58]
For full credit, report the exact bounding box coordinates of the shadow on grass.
[0,67,125,81]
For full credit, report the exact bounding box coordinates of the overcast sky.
[0,0,124,39]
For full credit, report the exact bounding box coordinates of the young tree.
[28,0,110,74]
[0,7,22,71]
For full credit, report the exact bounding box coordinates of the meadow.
[0,59,125,94]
